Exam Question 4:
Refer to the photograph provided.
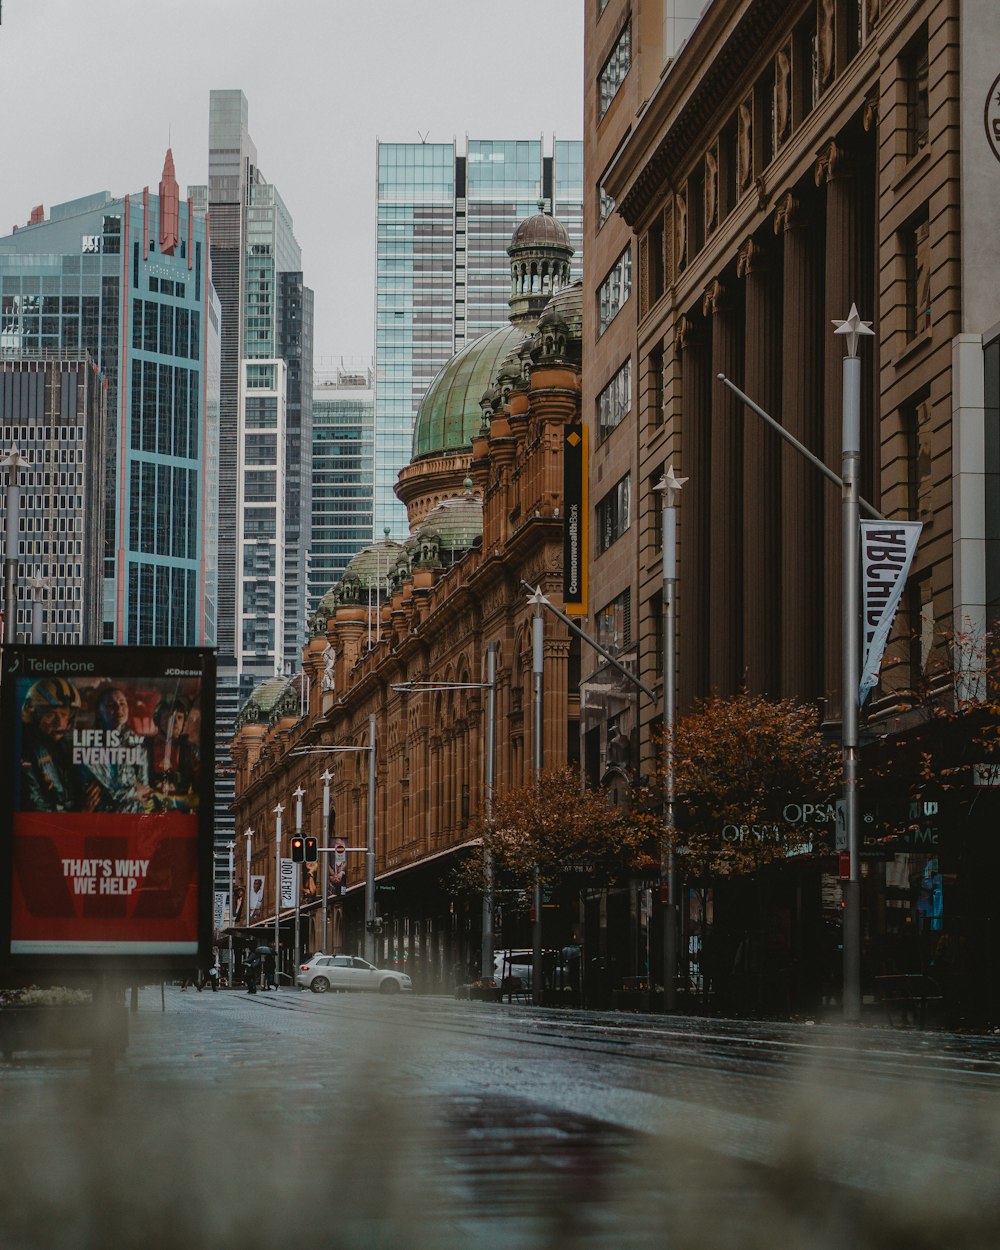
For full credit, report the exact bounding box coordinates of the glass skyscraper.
[0,160,221,648]
[310,362,374,609]
[193,89,314,864]
[374,137,583,539]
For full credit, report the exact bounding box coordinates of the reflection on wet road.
[1,990,999,1248]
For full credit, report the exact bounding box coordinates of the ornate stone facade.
[231,221,583,983]
[586,0,1000,1009]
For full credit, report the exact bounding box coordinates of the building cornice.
[609,0,798,227]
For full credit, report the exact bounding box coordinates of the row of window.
[130,361,201,460]
[0,438,85,460]
[132,299,201,360]
[127,561,198,647]
[127,461,199,560]
[148,277,186,299]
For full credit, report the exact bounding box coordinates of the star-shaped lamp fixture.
[653,465,688,508]
[832,303,874,358]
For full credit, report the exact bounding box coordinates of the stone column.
[738,235,782,694]
[704,278,744,696]
[774,190,824,700]
[818,141,865,719]
[677,314,711,708]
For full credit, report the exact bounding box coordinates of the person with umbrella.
[259,943,278,991]
[244,947,261,995]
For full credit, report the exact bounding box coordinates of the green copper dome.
[411,324,526,461]
[234,675,291,729]
[343,534,405,587]
[418,491,483,553]
[542,279,584,343]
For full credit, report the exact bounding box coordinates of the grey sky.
[0,0,583,361]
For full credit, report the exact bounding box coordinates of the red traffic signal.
[304,837,318,863]
[291,836,305,864]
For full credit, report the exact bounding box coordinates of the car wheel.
[310,977,330,994]
[378,978,400,995]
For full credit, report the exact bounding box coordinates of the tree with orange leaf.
[640,690,840,882]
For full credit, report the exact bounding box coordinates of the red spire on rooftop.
[159,148,179,255]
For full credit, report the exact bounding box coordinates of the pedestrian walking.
[245,951,260,995]
[180,968,202,991]
[207,963,220,991]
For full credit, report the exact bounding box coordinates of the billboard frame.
[0,645,215,979]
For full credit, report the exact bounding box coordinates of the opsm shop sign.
[721,799,839,847]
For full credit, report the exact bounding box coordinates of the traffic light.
[291,836,305,863]
[304,836,318,863]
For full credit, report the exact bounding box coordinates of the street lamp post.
[27,569,46,644]
[273,803,284,987]
[293,785,305,973]
[483,642,497,985]
[834,303,874,1025]
[653,466,687,1012]
[244,827,253,985]
[3,447,24,644]
[365,713,377,964]
[320,768,333,953]
[530,588,545,1006]
[227,839,235,987]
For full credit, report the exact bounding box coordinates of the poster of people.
[0,646,215,965]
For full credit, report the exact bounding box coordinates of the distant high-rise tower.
[0,355,109,643]
[0,157,221,648]
[310,361,374,610]
[189,89,313,866]
[374,137,583,538]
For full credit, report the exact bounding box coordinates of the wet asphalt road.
[2,988,1000,1249]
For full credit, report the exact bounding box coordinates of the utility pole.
[530,588,545,1006]
[364,714,377,963]
[654,467,687,1011]
[273,804,284,986]
[482,643,497,985]
[834,303,874,1025]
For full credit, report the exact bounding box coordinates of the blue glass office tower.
[374,137,583,538]
[310,363,374,609]
[0,152,220,647]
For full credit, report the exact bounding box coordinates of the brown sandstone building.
[584,0,1000,1013]
[230,212,584,986]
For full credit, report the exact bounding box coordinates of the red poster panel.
[1,648,214,970]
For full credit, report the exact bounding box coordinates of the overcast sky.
[0,0,583,361]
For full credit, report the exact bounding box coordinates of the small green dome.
[417,491,483,554]
[343,535,405,587]
[412,324,525,461]
[234,676,290,729]
[542,279,584,343]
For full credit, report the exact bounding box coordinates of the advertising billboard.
[0,646,215,973]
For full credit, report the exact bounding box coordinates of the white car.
[494,949,533,990]
[296,953,412,995]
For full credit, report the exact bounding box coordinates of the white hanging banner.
[859,521,922,705]
[279,858,297,910]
